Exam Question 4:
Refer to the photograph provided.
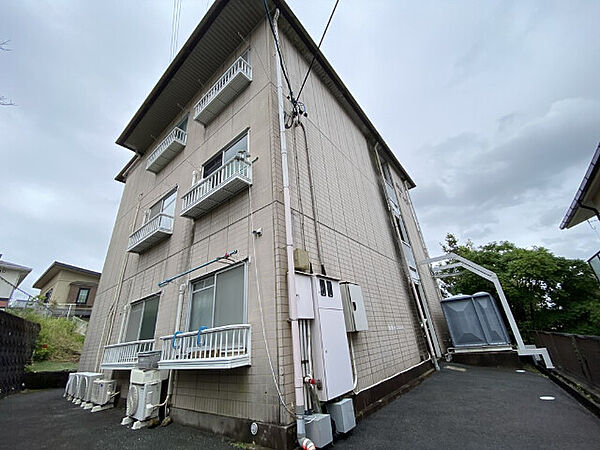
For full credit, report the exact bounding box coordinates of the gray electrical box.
[305,413,333,447]
[326,398,356,433]
[340,282,368,332]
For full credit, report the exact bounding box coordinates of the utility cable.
[248,176,298,418]
[296,0,340,103]
[262,0,296,106]
[0,274,36,300]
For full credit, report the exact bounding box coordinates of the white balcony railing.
[127,213,174,253]
[180,158,252,219]
[194,57,252,124]
[158,324,251,370]
[146,127,187,173]
[100,339,155,370]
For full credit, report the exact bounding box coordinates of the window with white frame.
[76,287,90,304]
[202,132,249,178]
[124,295,159,341]
[188,263,246,331]
[144,189,177,227]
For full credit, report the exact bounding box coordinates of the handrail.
[194,57,252,120]
[128,213,174,248]
[160,323,250,341]
[104,338,155,349]
[181,158,251,213]
[146,127,187,168]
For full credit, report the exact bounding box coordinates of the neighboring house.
[32,262,101,319]
[560,142,600,279]
[80,1,447,447]
[0,258,32,309]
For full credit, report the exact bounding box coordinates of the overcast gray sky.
[1,0,599,296]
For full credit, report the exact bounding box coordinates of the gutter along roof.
[560,142,600,229]
[115,0,415,188]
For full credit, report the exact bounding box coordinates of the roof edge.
[32,261,101,289]
[560,142,600,229]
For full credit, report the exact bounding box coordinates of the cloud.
[411,97,600,257]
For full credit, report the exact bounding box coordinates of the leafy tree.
[440,233,600,336]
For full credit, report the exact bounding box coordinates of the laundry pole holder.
[158,250,238,288]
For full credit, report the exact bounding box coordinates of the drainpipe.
[272,9,311,449]
[159,283,186,416]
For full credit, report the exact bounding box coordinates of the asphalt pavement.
[1,364,599,449]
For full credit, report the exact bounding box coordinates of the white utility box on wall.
[340,282,369,332]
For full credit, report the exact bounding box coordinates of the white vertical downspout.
[272,9,309,447]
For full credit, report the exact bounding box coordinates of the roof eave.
[560,142,600,229]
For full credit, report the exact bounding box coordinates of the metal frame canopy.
[420,253,554,369]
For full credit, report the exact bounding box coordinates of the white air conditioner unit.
[121,369,162,429]
[90,379,118,413]
[78,373,103,408]
[64,372,81,400]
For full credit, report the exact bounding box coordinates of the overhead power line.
[263,0,296,105]
[296,0,340,103]
[170,0,183,61]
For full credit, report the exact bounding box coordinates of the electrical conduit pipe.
[272,9,313,450]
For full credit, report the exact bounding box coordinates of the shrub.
[9,309,84,362]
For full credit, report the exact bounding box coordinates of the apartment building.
[79,1,447,447]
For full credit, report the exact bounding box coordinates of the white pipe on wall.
[272,9,308,445]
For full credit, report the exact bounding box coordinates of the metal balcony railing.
[180,158,252,219]
[127,213,174,253]
[158,324,251,370]
[193,57,252,125]
[100,339,155,370]
[146,127,187,173]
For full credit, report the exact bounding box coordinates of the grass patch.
[8,309,84,363]
[26,361,78,373]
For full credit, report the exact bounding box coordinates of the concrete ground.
[0,364,599,449]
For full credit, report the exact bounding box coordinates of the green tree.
[440,233,600,336]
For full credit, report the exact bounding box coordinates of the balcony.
[158,324,251,370]
[193,57,252,125]
[180,158,252,219]
[146,127,187,173]
[127,213,174,253]
[100,339,155,370]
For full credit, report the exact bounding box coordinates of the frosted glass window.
[188,264,246,330]
[189,286,214,330]
[214,265,245,326]
[125,296,159,342]
[125,302,143,342]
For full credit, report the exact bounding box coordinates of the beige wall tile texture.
[80,18,443,428]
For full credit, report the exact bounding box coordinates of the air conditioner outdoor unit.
[71,373,85,403]
[78,372,103,408]
[90,379,118,413]
[64,372,80,400]
[121,369,162,429]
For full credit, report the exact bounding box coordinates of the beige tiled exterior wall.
[36,269,99,306]
[80,16,443,429]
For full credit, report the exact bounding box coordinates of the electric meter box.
[295,272,315,319]
[294,273,354,402]
[340,282,368,332]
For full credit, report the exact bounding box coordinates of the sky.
[1,0,599,297]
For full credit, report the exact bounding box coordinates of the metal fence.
[0,310,40,398]
[534,331,600,391]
